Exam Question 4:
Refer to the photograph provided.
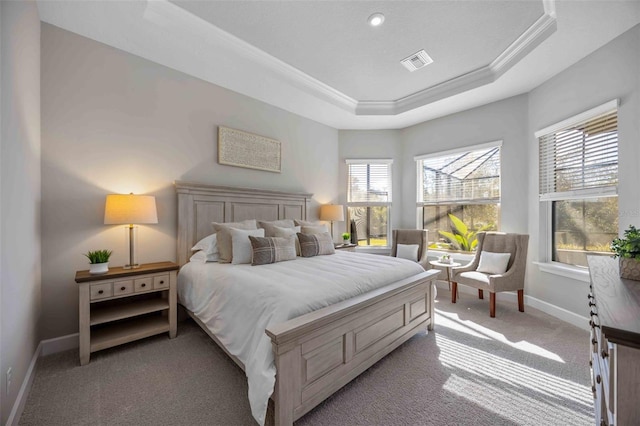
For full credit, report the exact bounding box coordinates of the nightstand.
[75,261,179,365]
[335,243,357,252]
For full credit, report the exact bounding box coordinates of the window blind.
[417,145,501,204]
[346,160,392,203]
[538,108,618,201]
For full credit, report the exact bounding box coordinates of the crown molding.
[144,0,556,117]
[358,3,557,115]
[143,0,358,113]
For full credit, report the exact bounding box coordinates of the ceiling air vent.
[400,50,433,72]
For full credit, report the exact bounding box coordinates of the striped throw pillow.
[249,235,297,266]
[297,232,335,257]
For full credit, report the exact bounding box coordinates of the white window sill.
[534,261,590,283]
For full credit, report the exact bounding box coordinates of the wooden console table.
[587,256,640,425]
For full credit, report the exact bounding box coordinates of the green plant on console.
[84,249,113,264]
[438,213,494,252]
[611,225,640,259]
[342,232,350,241]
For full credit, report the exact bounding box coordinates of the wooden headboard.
[175,181,312,265]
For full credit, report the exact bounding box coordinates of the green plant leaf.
[448,214,468,235]
[438,231,461,249]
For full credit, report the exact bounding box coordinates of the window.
[416,142,501,251]
[537,100,619,268]
[346,159,392,247]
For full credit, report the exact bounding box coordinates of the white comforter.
[178,251,424,425]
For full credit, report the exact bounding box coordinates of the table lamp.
[104,193,158,269]
[319,204,344,241]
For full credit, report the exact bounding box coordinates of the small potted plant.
[439,254,452,264]
[84,249,113,275]
[611,225,640,281]
[342,233,351,245]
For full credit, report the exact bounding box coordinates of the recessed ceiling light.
[368,13,385,27]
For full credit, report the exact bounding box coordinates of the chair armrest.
[451,259,477,277]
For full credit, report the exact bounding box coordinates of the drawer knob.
[141,283,146,287]
[160,280,164,284]
[589,360,592,367]
[596,374,601,384]
[592,338,597,345]
[590,320,600,329]
[601,350,608,359]
[121,286,126,291]
[98,290,104,295]
[588,301,596,307]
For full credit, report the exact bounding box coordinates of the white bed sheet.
[178,251,424,425]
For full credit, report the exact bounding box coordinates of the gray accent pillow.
[297,232,335,257]
[294,219,321,227]
[271,226,301,255]
[258,219,296,237]
[211,219,258,263]
[249,235,297,265]
[301,224,329,235]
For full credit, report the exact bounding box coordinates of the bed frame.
[175,181,438,425]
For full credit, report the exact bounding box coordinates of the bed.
[175,181,438,425]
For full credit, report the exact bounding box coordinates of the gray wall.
[526,24,640,315]
[40,24,339,339]
[401,94,530,233]
[1,1,41,423]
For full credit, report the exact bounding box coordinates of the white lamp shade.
[320,204,344,222]
[104,194,158,225]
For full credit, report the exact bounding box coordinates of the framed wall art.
[218,126,281,173]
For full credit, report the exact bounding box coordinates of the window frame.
[536,99,619,269]
[415,141,503,249]
[346,158,393,248]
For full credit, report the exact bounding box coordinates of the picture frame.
[218,126,281,173]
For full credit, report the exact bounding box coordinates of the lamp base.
[123,263,140,270]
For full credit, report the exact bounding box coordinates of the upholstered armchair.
[390,229,429,270]
[451,232,529,317]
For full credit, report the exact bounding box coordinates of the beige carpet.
[19,289,593,425]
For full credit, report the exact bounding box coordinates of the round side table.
[429,260,461,296]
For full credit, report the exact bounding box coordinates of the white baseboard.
[5,334,79,426]
[524,295,589,331]
[5,341,42,426]
[434,280,589,331]
[40,333,78,356]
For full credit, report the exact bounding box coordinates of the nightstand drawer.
[134,277,153,292]
[113,280,134,296]
[90,282,113,300]
[153,274,169,290]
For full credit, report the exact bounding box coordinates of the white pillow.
[476,251,511,274]
[212,220,258,263]
[191,234,215,251]
[229,228,265,264]
[189,251,206,263]
[396,244,419,262]
[191,234,219,262]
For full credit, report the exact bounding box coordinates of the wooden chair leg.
[518,289,524,312]
[478,289,484,299]
[489,293,496,317]
[451,282,457,303]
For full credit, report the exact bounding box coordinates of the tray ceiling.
[37,1,640,129]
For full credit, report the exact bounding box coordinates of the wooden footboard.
[266,269,438,425]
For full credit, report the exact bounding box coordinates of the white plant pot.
[89,262,109,275]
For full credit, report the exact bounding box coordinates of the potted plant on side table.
[342,233,351,245]
[84,249,113,275]
[611,225,640,281]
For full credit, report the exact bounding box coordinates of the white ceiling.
[37,0,640,129]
